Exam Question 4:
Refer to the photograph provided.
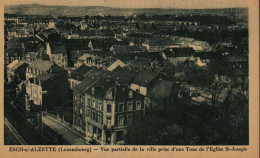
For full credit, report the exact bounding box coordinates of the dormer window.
[129,90,133,99]
[106,89,113,99]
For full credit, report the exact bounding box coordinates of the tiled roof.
[111,45,145,52]
[7,59,22,69]
[73,77,98,94]
[49,43,66,54]
[71,65,92,81]
[133,69,160,86]
[36,73,55,82]
[28,60,65,72]
[84,78,144,100]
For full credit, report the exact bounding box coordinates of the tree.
[208,75,228,108]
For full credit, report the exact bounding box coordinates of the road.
[4,95,50,145]
[42,116,86,145]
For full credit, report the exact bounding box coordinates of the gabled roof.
[73,77,98,94]
[7,60,27,70]
[84,78,144,100]
[84,67,106,78]
[133,69,160,86]
[110,67,138,84]
[36,73,55,83]
[171,47,195,57]
[71,65,93,81]
[111,45,145,52]
[28,60,65,72]
[49,43,66,54]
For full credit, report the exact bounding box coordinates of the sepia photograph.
[2,0,253,148]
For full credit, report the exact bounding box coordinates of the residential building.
[73,77,145,145]
[68,65,92,89]
[6,59,29,83]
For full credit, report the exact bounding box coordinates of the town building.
[25,60,69,110]
[6,59,29,83]
[73,77,145,145]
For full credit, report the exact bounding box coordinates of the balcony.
[86,117,103,129]
[103,125,114,130]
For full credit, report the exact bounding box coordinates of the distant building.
[189,40,211,52]
[46,43,68,68]
[142,38,180,52]
[110,45,146,54]
[6,59,29,83]
[130,69,161,96]
[161,48,195,66]
[4,48,23,65]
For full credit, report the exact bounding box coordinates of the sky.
[4,0,248,9]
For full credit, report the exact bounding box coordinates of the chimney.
[92,87,95,95]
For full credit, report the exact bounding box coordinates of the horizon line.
[5,3,248,10]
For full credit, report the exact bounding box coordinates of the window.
[106,117,112,125]
[118,116,124,126]
[127,114,133,124]
[136,102,142,110]
[107,104,112,113]
[127,103,133,111]
[80,108,82,114]
[97,114,102,124]
[98,102,102,111]
[129,91,133,98]
[87,108,91,118]
[106,89,113,99]
[92,111,96,120]
[87,98,91,106]
[92,100,96,108]
[118,104,124,112]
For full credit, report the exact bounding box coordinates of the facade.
[68,65,92,89]
[25,60,69,109]
[161,48,195,66]
[46,43,68,69]
[73,77,145,145]
[130,69,161,96]
[6,59,29,83]
[142,38,180,52]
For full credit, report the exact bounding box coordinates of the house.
[161,48,195,65]
[142,38,180,52]
[4,48,24,65]
[176,37,196,47]
[73,77,145,145]
[68,65,93,89]
[25,72,70,110]
[6,59,29,83]
[225,54,248,88]
[189,40,211,52]
[46,43,68,69]
[130,69,161,96]
[25,59,67,80]
[126,58,154,72]
[25,60,69,110]
[110,45,146,54]
[36,29,61,42]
